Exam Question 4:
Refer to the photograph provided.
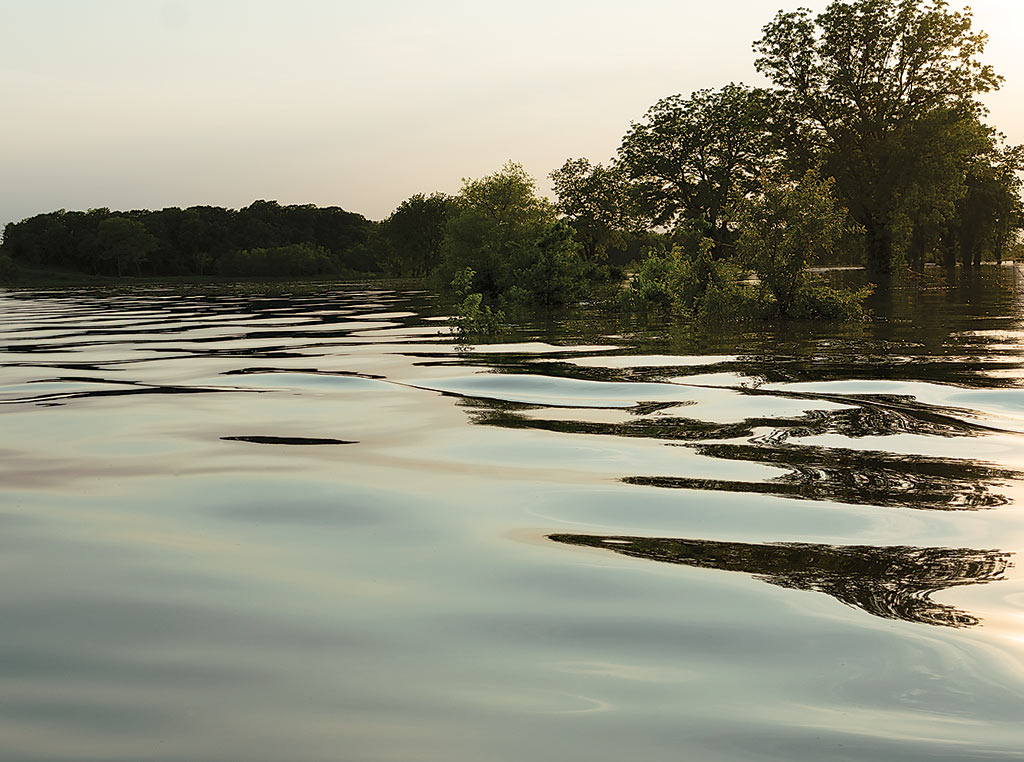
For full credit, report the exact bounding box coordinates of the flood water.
[2,267,1024,762]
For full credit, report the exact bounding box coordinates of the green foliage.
[0,251,18,284]
[448,267,505,336]
[0,202,373,278]
[617,84,775,244]
[373,192,457,276]
[734,170,860,315]
[96,216,159,276]
[624,172,871,323]
[622,240,756,323]
[439,161,598,306]
[216,243,339,277]
[549,158,632,260]
[783,279,873,321]
[754,0,1007,272]
[944,140,1024,266]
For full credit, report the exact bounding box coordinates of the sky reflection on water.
[2,269,1024,761]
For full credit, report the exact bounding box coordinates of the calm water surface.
[2,268,1024,761]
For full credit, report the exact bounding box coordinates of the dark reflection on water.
[549,534,1013,628]
[626,441,1020,510]
[468,405,1021,510]
[221,435,357,445]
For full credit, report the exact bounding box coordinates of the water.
[2,268,1024,762]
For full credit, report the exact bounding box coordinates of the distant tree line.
[1,201,374,277]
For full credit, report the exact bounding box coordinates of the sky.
[2,0,1023,228]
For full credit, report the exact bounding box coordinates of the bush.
[448,267,505,335]
[735,170,868,318]
[437,162,604,307]
[622,240,757,323]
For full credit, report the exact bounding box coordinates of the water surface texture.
[3,270,1024,762]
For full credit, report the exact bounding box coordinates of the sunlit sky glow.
[2,0,1022,227]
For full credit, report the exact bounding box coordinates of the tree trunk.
[908,225,926,273]
[863,217,894,275]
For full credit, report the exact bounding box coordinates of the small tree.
[439,161,590,305]
[735,170,867,318]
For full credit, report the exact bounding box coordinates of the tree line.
[549,0,1023,276]
[4,0,1022,320]
[1,201,374,278]
[369,0,1023,323]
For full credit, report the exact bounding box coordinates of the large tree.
[376,192,457,276]
[616,83,775,245]
[754,0,1003,273]
[549,158,632,261]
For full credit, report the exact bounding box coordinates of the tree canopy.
[440,162,594,306]
[753,0,1007,272]
[617,84,774,245]
[2,202,373,278]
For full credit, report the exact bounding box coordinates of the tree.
[616,84,775,245]
[754,0,1003,273]
[942,139,1024,266]
[549,158,632,260]
[735,170,863,317]
[439,161,590,305]
[377,192,457,276]
[95,216,158,276]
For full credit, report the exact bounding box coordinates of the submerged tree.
[735,170,868,318]
[943,139,1024,266]
[439,161,592,305]
[754,0,1004,273]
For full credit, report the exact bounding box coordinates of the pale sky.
[2,0,1022,228]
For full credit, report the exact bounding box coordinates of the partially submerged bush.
[621,240,757,323]
[624,171,872,323]
[781,279,873,321]
[735,170,869,319]
[438,162,605,307]
[448,267,505,336]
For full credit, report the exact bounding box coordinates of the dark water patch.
[149,347,322,359]
[2,361,124,372]
[222,367,385,380]
[739,387,1010,437]
[2,382,249,407]
[470,408,758,441]
[732,353,1024,388]
[464,385,1005,451]
[549,534,1012,628]
[221,436,358,446]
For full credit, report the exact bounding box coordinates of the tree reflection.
[626,441,1019,510]
[466,403,1021,510]
[549,534,1012,627]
